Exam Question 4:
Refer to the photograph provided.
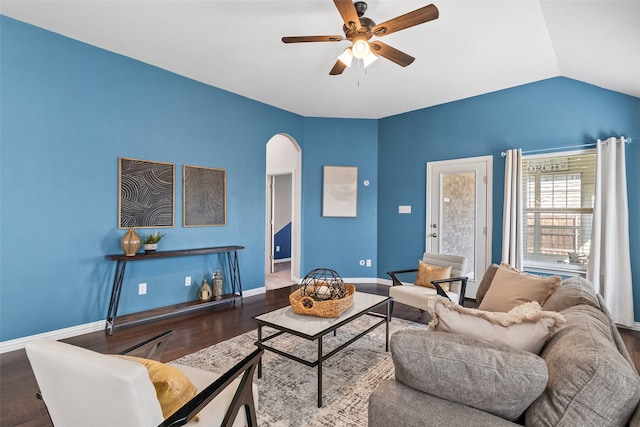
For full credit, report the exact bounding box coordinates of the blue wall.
[377,78,640,320]
[300,118,378,277]
[274,223,291,259]
[2,16,639,342]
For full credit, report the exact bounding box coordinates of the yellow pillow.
[477,264,561,312]
[114,355,197,419]
[414,261,452,290]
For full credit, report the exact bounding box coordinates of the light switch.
[398,205,411,214]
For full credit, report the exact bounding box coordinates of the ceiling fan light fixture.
[337,48,354,67]
[363,51,378,68]
[351,38,370,59]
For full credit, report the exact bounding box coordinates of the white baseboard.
[343,277,390,284]
[1,288,269,354]
[619,322,640,332]
[0,320,106,354]
[243,286,266,298]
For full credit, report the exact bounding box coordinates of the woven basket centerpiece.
[289,268,355,318]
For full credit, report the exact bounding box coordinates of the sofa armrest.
[387,269,418,286]
[431,276,468,305]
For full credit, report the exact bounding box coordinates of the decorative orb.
[300,268,347,301]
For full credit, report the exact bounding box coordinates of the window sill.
[523,262,586,278]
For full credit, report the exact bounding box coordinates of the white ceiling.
[2,0,639,119]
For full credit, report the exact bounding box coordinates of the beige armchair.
[388,252,469,312]
[26,330,261,427]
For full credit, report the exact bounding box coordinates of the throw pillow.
[113,355,197,419]
[391,329,549,421]
[414,261,451,290]
[478,263,561,312]
[426,295,566,353]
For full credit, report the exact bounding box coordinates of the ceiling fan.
[282,0,439,75]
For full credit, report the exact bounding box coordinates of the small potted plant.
[141,231,166,254]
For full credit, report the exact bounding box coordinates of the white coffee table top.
[253,291,390,338]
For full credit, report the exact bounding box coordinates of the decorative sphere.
[300,268,347,301]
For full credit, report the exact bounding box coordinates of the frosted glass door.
[426,156,492,296]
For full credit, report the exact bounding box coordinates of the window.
[522,150,596,272]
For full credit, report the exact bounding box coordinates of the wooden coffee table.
[252,291,391,407]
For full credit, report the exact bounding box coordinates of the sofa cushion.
[391,329,548,422]
[389,285,460,312]
[478,264,561,312]
[526,305,640,426]
[541,276,599,312]
[414,261,452,290]
[426,296,565,353]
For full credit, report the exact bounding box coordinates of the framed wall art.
[322,165,358,217]
[119,158,175,228]
[183,165,226,226]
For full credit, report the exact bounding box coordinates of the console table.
[105,246,244,334]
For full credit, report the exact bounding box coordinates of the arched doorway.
[265,134,301,289]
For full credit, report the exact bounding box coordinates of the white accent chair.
[25,330,261,427]
[388,252,469,312]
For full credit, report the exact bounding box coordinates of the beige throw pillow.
[414,261,452,290]
[426,296,566,353]
[478,264,561,312]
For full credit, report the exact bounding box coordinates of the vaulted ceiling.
[3,1,639,119]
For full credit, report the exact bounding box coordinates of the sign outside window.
[527,157,569,174]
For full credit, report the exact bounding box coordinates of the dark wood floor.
[1,283,639,427]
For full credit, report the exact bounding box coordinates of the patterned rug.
[173,316,427,426]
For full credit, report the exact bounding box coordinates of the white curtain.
[502,148,523,270]
[587,137,634,326]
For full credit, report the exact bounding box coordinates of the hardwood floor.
[1,283,639,427]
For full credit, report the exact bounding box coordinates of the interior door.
[426,156,492,297]
[268,175,276,273]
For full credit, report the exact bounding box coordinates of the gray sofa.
[368,277,640,426]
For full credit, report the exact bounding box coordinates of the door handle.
[429,233,437,238]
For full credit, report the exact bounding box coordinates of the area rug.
[173,316,427,426]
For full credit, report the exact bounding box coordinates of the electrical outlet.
[366,259,372,267]
[185,276,191,287]
[276,246,280,252]
[138,283,147,295]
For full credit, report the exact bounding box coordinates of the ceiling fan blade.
[282,36,344,43]
[370,41,415,67]
[333,0,361,31]
[372,4,438,37]
[329,60,348,75]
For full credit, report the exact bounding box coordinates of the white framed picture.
[322,166,358,217]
